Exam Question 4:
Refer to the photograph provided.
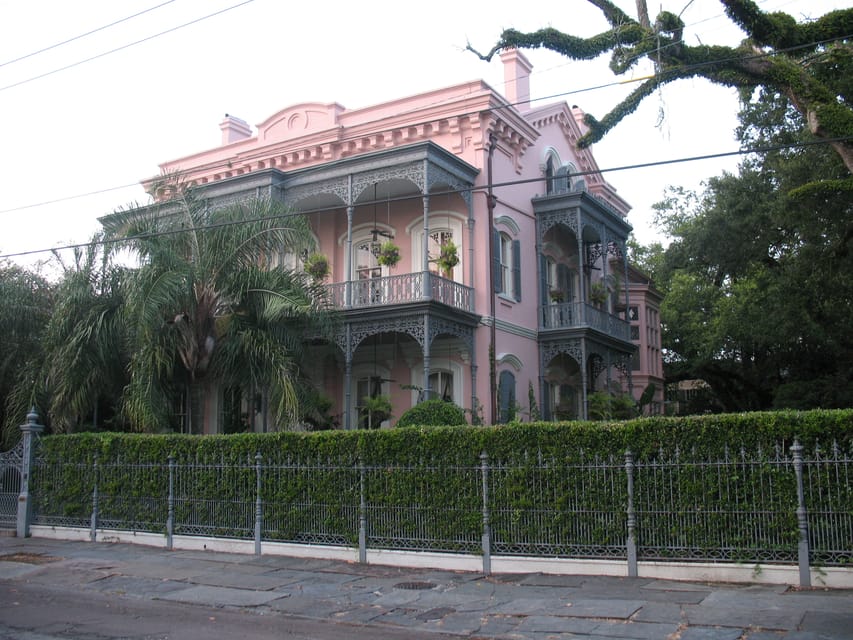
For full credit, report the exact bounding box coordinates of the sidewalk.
[1,536,852,639]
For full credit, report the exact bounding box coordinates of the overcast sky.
[0,0,844,269]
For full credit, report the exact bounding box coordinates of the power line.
[1,135,848,261]
[0,0,178,69]
[0,0,258,93]
[0,182,145,215]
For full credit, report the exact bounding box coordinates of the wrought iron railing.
[540,302,631,340]
[26,442,852,581]
[324,272,473,312]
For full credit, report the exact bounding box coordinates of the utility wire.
[0,0,258,93]
[1,135,849,261]
[0,0,178,69]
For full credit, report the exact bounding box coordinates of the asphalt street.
[1,536,852,639]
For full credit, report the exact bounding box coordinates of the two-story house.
[122,49,664,431]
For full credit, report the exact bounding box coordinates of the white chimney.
[219,114,252,145]
[500,48,533,112]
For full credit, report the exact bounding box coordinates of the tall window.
[354,239,384,304]
[498,370,516,423]
[545,156,555,195]
[494,230,521,301]
[428,229,455,277]
[356,375,387,429]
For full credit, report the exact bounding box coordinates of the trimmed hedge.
[39,409,853,465]
[29,410,852,562]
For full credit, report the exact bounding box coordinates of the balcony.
[325,272,474,313]
[540,302,631,341]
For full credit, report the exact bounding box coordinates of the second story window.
[494,230,521,302]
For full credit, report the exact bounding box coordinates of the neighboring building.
[127,49,664,431]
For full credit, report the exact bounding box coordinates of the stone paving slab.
[684,605,804,631]
[188,569,296,590]
[630,601,684,623]
[0,561,43,579]
[514,614,600,634]
[561,598,646,620]
[89,574,189,597]
[587,620,681,639]
[156,584,287,607]
[679,627,744,640]
[799,610,853,639]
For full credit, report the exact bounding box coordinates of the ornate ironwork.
[352,163,425,201]
[283,176,350,206]
[538,210,578,238]
[541,339,583,366]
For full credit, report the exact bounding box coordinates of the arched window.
[494,230,521,301]
[545,155,556,195]
[498,370,516,423]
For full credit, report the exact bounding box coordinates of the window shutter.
[512,239,521,301]
[492,229,502,293]
[539,254,549,307]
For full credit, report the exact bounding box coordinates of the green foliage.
[587,391,638,421]
[0,261,54,447]
[470,2,853,173]
[29,409,852,559]
[395,398,467,428]
[650,90,852,411]
[101,193,334,433]
[31,410,853,559]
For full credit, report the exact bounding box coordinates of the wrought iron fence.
[22,441,853,583]
[0,439,25,527]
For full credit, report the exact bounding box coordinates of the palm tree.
[103,190,333,433]
[2,241,130,443]
[0,261,54,447]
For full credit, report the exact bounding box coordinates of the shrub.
[395,399,467,428]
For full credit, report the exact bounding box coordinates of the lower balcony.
[540,302,631,341]
[325,272,474,312]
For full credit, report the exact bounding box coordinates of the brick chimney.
[500,48,533,112]
[219,114,252,145]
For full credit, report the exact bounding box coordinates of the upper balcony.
[325,272,474,313]
[540,302,630,341]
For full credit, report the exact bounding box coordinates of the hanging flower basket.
[376,241,401,267]
[304,252,330,281]
[549,288,565,303]
[434,239,459,275]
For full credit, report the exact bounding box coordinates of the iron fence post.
[625,449,638,577]
[89,454,99,542]
[16,408,44,538]
[480,451,491,576]
[358,460,367,563]
[255,452,263,556]
[167,456,174,550]
[791,440,811,587]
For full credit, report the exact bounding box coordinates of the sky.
[0,0,845,270]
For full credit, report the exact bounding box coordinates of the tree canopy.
[470,0,853,173]
[650,89,852,411]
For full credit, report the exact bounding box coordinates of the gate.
[0,440,24,527]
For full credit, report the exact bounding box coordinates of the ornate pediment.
[257,102,345,143]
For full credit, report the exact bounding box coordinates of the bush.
[395,399,468,428]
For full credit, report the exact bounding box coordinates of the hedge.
[28,410,852,563]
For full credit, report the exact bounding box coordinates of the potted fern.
[434,239,459,276]
[376,241,401,268]
[304,252,330,281]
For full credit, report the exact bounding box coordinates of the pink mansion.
[133,50,663,431]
